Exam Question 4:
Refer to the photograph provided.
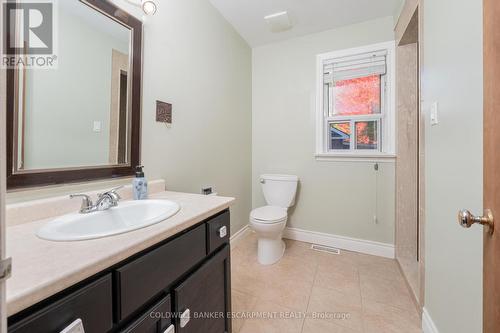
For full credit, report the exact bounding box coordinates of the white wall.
[114,0,253,234]
[252,17,396,244]
[8,0,253,235]
[24,4,129,169]
[422,0,483,332]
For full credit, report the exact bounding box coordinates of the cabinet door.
[174,246,231,333]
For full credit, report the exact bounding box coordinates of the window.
[316,42,395,159]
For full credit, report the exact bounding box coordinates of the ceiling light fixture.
[141,0,157,15]
[124,0,157,15]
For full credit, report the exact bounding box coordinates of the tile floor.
[230,232,422,333]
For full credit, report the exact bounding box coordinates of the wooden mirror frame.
[6,0,142,189]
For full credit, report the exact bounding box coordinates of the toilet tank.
[260,174,299,208]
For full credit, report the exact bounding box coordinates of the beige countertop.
[6,191,235,316]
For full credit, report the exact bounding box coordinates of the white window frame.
[315,41,396,161]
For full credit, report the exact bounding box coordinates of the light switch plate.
[430,102,439,125]
[93,121,102,132]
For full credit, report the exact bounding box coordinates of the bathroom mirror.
[6,0,142,189]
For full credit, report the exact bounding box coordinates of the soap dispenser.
[133,166,148,200]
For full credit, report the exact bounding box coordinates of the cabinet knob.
[180,308,190,328]
[218,226,227,238]
[163,324,175,333]
[59,319,85,333]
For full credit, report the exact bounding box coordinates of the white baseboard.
[283,227,395,259]
[230,225,251,249]
[422,308,439,333]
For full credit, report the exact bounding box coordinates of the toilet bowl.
[249,174,298,265]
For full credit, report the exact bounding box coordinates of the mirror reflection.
[15,1,132,171]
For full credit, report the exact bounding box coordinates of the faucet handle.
[99,186,123,200]
[69,194,93,213]
[100,185,123,195]
[109,185,124,196]
[97,186,124,209]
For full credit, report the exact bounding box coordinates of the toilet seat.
[250,206,287,224]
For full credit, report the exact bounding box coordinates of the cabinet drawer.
[174,246,231,333]
[121,295,172,333]
[115,224,206,321]
[206,211,230,254]
[9,274,113,333]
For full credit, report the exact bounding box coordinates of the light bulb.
[141,0,157,15]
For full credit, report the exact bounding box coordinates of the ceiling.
[209,0,404,47]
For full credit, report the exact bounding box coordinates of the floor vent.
[311,244,341,255]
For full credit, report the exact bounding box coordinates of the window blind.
[324,50,387,83]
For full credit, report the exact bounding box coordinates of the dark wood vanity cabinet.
[120,296,172,333]
[174,246,231,333]
[115,224,207,321]
[9,275,114,333]
[8,210,232,333]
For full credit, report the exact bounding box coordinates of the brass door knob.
[458,209,494,234]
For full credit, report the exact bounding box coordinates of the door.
[483,0,500,331]
[461,1,500,332]
[174,246,231,333]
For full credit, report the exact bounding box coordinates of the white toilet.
[249,174,299,265]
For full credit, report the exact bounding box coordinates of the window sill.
[315,153,396,162]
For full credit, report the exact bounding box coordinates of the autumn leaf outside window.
[319,44,394,155]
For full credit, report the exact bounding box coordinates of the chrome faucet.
[70,186,123,214]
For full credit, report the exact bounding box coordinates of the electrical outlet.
[201,186,213,195]
[373,215,378,224]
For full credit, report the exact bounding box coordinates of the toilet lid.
[251,206,287,223]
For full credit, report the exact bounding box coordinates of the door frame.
[483,0,500,331]
[394,0,426,312]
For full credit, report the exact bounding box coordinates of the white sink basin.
[36,200,181,241]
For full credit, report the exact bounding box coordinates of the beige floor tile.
[231,246,251,262]
[302,318,362,333]
[232,266,313,311]
[314,257,361,298]
[257,254,318,284]
[283,239,319,261]
[231,263,267,296]
[307,285,364,332]
[356,255,404,283]
[239,299,304,333]
[232,232,258,258]
[231,254,315,311]
[231,237,422,333]
[259,276,313,311]
[232,246,317,281]
[362,299,421,333]
[359,274,414,310]
[231,289,258,333]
